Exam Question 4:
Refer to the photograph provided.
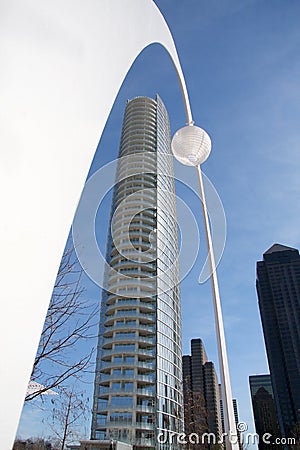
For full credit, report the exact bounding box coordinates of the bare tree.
[48,385,90,450]
[26,245,98,402]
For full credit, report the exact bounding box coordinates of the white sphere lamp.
[171,123,239,450]
[171,124,211,166]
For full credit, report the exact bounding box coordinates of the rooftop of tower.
[264,243,297,255]
[262,243,299,263]
[126,94,161,103]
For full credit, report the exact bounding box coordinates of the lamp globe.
[171,125,211,166]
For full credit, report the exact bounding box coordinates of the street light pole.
[172,124,239,450]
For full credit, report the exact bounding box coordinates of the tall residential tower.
[91,96,183,449]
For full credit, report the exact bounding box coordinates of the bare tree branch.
[25,245,99,402]
[48,385,90,450]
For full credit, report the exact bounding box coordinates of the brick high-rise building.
[183,339,222,446]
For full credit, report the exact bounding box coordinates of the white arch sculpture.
[0,1,192,448]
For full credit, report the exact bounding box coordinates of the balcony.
[110,252,156,266]
[101,360,155,371]
[136,348,156,357]
[136,388,155,397]
[135,438,155,448]
[114,229,155,240]
[116,175,156,190]
[110,222,155,239]
[103,419,155,432]
[103,323,155,336]
[99,373,155,383]
[136,336,156,345]
[115,197,155,210]
[136,404,155,413]
[110,238,155,253]
[135,422,155,431]
[102,336,137,348]
[107,268,155,284]
[104,310,156,325]
[105,420,134,428]
[106,281,156,296]
[105,299,156,315]
[97,387,155,397]
[116,192,156,208]
[101,348,136,358]
[116,175,156,193]
[100,373,135,382]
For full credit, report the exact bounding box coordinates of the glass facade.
[91,96,183,449]
[256,244,300,441]
[249,375,281,450]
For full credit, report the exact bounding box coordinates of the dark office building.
[183,339,222,444]
[256,244,300,440]
[249,374,281,450]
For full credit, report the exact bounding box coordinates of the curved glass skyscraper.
[91,96,183,449]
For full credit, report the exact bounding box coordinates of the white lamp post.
[172,124,239,450]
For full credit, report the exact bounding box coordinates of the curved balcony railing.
[103,420,155,430]
[105,420,133,428]
[98,386,155,398]
[135,438,155,447]
[116,173,156,191]
[102,337,137,348]
[103,323,155,336]
[136,404,155,413]
[110,243,154,261]
[109,252,156,266]
[110,221,155,238]
[105,300,156,315]
[104,311,156,325]
[111,206,156,224]
[136,388,155,397]
[136,348,156,357]
[116,182,156,200]
[112,229,154,241]
[116,190,156,206]
[116,170,157,185]
[107,271,156,293]
[100,374,155,383]
[107,268,155,285]
[101,360,155,370]
[120,135,157,150]
[115,198,155,212]
[135,422,155,431]
[102,335,155,349]
[101,347,155,358]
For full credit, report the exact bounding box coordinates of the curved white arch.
[0,1,192,447]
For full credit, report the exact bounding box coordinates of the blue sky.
[17,1,300,447]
